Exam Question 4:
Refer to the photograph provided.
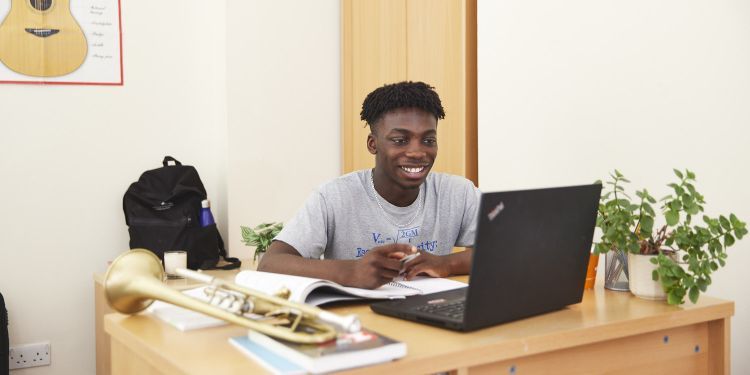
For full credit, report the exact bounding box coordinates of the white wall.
[0,0,339,372]
[0,2,227,374]
[478,0,750,373]
[226,1,341,261]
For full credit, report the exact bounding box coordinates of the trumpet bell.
[105,249,165,314]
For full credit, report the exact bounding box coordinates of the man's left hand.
[401,251,452,280]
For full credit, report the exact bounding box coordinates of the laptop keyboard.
[415,299,465,320]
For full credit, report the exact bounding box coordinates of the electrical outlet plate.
[9,341,51,370]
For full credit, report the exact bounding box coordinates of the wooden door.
[342,0,477,184]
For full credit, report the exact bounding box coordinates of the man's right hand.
[344,244,416,289]
[258,240,418,290]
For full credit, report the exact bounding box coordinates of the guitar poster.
[0,0,122,85]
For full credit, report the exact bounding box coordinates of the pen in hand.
[394,252,420,281]
[400,252,420,265]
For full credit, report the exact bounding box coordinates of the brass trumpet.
[104,249,360,343]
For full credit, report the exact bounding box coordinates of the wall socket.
[9,341,51,370]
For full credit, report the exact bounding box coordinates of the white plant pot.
[627,253,667,300]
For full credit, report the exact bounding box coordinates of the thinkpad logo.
[487,202,504,221]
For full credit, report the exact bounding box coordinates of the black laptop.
[370,183,602,331]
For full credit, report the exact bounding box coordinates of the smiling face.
[367,107,438,205]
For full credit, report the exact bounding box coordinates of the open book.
[234,270,466,306]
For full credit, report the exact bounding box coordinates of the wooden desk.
[104,281,733,375]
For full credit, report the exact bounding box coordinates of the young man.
[258,81,480,289]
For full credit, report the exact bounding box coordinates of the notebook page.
[388,276,466,295]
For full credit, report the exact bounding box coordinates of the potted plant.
[240,222,284,263]
[594,169,747,305]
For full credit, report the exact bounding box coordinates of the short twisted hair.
[360,81,445,130]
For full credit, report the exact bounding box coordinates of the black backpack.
[1,292,7,375]
[123,156,240,270]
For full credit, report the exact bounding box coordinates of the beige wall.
[0,0,341,372]
[478,1,750,373]
[0,2,228,375]
[0,1,339,372]
[226,0,341,261]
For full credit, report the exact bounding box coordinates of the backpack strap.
[214,233,242,270]
[162,156,182,166]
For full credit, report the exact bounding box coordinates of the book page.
[235,271,327,303]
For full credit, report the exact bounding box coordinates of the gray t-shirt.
[275,170,481,260]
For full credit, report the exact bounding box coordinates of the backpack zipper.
[129,216,192,227]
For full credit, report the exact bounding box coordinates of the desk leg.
[707,318,730,375]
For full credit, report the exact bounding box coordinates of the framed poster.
[0,0,123,85]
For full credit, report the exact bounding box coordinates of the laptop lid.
[462,183,601,330]
[370,183,601,331]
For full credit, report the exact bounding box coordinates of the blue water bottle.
[200,199,215,227]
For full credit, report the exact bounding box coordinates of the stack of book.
[229,328,406,374]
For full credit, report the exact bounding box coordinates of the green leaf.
[689,286,699,303]
[668,292,683,305]
[669,200,682,211]
[661,276,677,287]
[736,228,746,240]
[685,204,700,215]
[673,169,684,179]
[730,213,741,226]
[665,210,679,226]
[697,278,709,292]
[724,233,735,247]
[652,269,659,281]
[641,216,654,235]
[719,216,731,231]
[686,170,696,179]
